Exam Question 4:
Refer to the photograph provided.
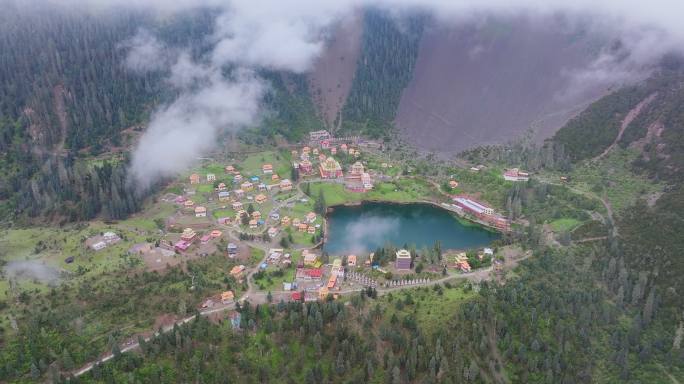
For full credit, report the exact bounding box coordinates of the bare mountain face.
[308,11,363,133]
[395,16,611,154]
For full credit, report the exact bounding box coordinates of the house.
[347,255,357,267]
[330,147,337,155]
[229,312,241,329]
[270,212,280,220]
[302,146,311,155]
[292,218,301,227]
[262,164,273,174]
[234,189,244,199]
[258,183,267,191]
[91,241,107,251]
[181,228,197,243]
[267,227,278,238]
[453,196,509,230]
[195,206,207,217]
[233,173,243,182]
[200,234,211,244]
[299,159,314,175]
[283,282,294,291]
[249,219,258,229]
[340,143,348,153]
[255,194,267,204]
[361,173,373,190]
[291,150,298,157]
[291,291,303,301]
[217,217,231,225]
[225,165,235,174]
[503,168,529,182]
[350,161,364,175]
[103,232,120,243]
[303,250,318,266]
[307,225,316,234]
[281,216,291,226]
[319,286,330,300]
[319,157,343,179]
[251,211,261,219]
[454,197,494,216]
[456,259,471,273]
[221,291,234,304]
[296,267,322,280]
[207,173,216,182]
[279,179,293,192]
[305,212,317,223]
[174,240,191,252]
[449,180,459,189]
[218,191,231,201]
[210,230,222,238]
[189,174,200,184]
[232,201,243,210]
[227,243,238,256]
[250,176,260,183]
[298,223,308,232]
[309,130,331,144]
[395,249,412,270]
[483,248,494,257]
[230,265,246,278]
[217,182,227,191]
[241,181,254,191]
[271,174,280,182]
[184,200,195,209]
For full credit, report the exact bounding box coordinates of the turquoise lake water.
[323,202,500,255]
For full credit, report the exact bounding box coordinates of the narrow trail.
[593,92,657,162]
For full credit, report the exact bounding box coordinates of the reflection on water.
[323,202,499,255]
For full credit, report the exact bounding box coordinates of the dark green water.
[323,202,500,255]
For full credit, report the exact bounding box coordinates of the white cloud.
[71,0,684,185]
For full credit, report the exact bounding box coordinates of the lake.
[323,202,500,255]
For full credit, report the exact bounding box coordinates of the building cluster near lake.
[80,128,512,308]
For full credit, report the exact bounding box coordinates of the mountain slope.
[396,16,609,154]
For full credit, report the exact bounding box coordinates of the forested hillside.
[0,5,217,222]
[341,9,425,139]
[0,5,321,223]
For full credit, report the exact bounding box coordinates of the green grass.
[549,218,583,232]
[543,148,661,213]
[305,178,439,207]
[379,283,476,335]
[212,208,236,219]
[196,184,214,193]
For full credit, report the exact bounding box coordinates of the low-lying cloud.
[83,0,684,186]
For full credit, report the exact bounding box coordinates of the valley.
[1,3,684,384]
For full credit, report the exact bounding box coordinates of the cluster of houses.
[291,141,374,193]
[279,211,319,235]
[172,227,222,253]
[88,231,121,251]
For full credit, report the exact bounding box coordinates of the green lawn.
[212,208,236,219]
[196,184,214,193]
[306,178,438,207]
[379,283,476,335]
[549,218,583,232]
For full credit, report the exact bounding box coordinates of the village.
[78,129,534,312]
